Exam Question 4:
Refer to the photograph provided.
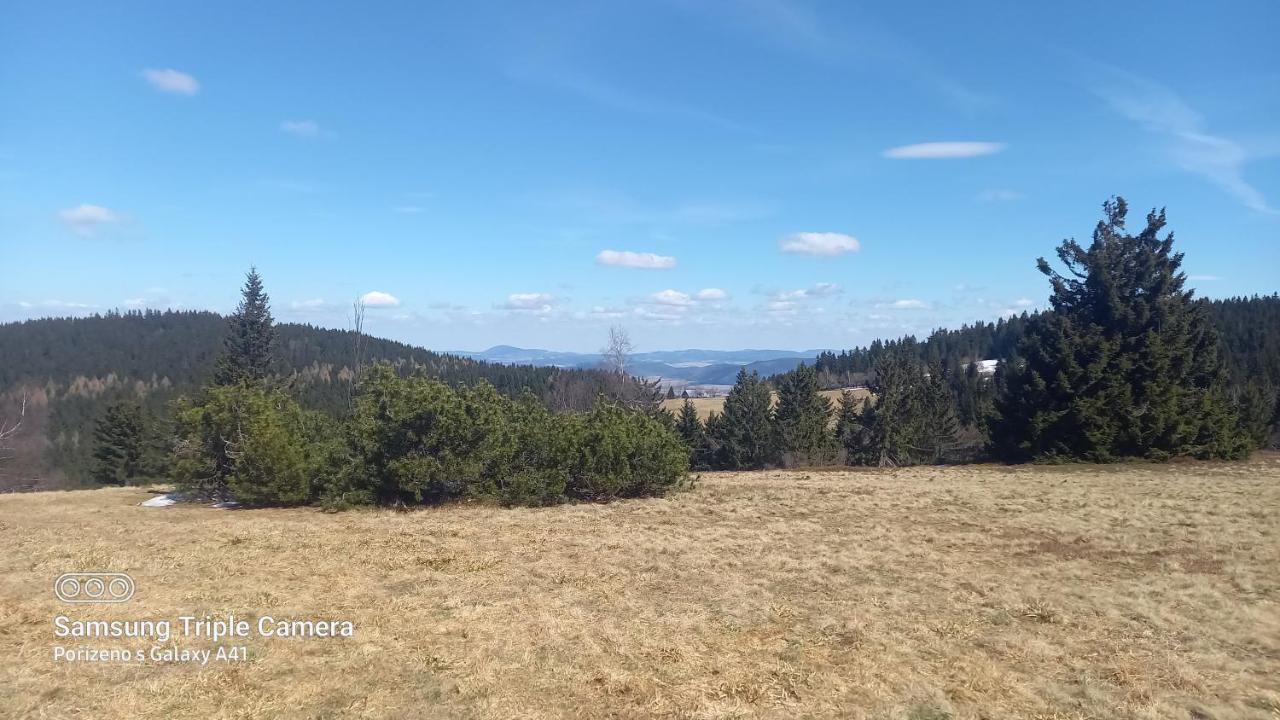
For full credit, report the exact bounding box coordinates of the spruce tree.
[91,402,144,485]
[921,361,960,462]
[990,197,1249,461]
[834,389,866,463]
[849,350,957,466]
[675,398,708,468]
[214,267,277,385]
[711,369,777,469]
[774,363,835,464]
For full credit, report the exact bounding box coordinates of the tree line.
[686,198,1278,468]
[22,197,1280,494]
[89,269,687,506]
[0,297,653,487]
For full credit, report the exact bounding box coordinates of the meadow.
[2,456,1278,719]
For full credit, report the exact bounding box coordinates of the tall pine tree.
[214,267,277,386]
[710,369,777,469]
[990,197,1249,461]
[675,398,709,469]
[774,363,835,464]
[91,402,145,485]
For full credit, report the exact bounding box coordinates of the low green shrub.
[173,384,331,506]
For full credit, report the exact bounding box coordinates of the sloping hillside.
[0,311,630,488]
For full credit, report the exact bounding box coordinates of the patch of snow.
[140,493,179,507]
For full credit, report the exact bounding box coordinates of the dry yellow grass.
[661,387,870,422]
[3,455,1279,719]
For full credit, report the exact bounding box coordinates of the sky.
[1,1,1277,352]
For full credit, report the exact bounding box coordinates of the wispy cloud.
[779,232,860,256]
[883,142,1005,159]
[695,288,727,301]
[18,299,98,311]
[507,65,750,133]
[289,298,336,313]
[1094,68,1274,214]
[503,293,556,311]
[280,120,333,140]
[681,1,984,111]
[1188,275,1222,281]
[596,250,677,269]
[141,68,199,96]
[978,189,1024,202]
[59,204,122,236]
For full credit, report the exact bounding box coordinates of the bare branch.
[0,392,26,442]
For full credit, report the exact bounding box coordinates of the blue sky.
[2,1,1277,352]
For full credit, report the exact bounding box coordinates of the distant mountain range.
[449,346,829,386]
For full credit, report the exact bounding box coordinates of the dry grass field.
[661,388,871,422]
[2,456,1279,719]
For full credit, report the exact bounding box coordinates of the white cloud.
[695,288,727,300]
[882,142,1005,159]
[978,189,1024,202]
[888,299,929,309]
[779,232,860,256]
[141,68,199,95]
[1013,297,1034,307]
[359,291,401,308]
[290,298,332,312]
[280,120,332,139]
[504,293,555,311]
[1188,275,1222,281]
[810,282,841,296]
[123,298,147,309]
[596,249,677,269]
[59,204,121,236]
[1095,69,1274,214]
[650,289,694,306]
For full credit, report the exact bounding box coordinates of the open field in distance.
[661,387,871,422]
[2,455,1279,719]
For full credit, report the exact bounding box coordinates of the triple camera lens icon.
[54,572,135,603]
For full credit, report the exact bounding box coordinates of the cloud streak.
[883,142,1005,159]
[1095,69,1274,214]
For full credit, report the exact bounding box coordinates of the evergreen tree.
[990,197,1250,461]
[774,363,835,464]
[675,398,709,468]
[921,361,961,462]
[833,389,866,463]
[214,267,277,385]
[849,350,957,466]
[91,402,144,485]
[710,369,777,469]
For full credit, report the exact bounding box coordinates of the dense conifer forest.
[0,309,642,488]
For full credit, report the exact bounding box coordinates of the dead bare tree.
[349,297,368,409]
[0,392,26,463]
[601,325,633,375]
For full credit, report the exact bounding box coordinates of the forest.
[0,304,651,489]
